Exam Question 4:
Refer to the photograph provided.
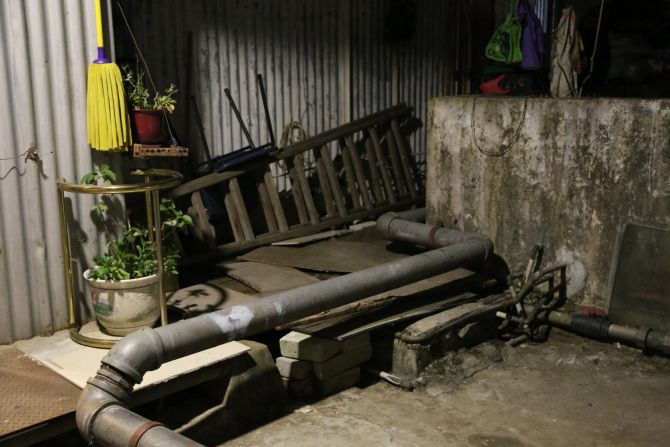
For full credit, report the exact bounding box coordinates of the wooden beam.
[345,135,372,209]
[182,197,423,265]
[229,178,255,241]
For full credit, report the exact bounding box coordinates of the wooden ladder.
[170,104,424,262]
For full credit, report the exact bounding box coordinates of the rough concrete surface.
[426,97,670,307]
[223,331,669,447]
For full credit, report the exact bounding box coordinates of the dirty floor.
[224,330,670,447]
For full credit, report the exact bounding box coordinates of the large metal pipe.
[376,211,492,250]
[536,308,670,355]
[77,214,493,447]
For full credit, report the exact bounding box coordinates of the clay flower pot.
[132,109,163,143]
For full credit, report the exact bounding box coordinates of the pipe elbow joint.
[464,232,494,261]
[76,376,129,443]
[102,327,165,384]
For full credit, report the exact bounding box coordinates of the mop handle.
[93,0,110,63]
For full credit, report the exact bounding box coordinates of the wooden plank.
[238,240,408,273]
[223,190,244,242]
[264,170,289,232]
[187,191,216,248]
[364,138,385,204]
[45,341,249,391]
[229,178,255,240]
[320,145,347,217]
[293,154,320,224]
[391,118,417,197]
[271,228,352,246]
[182,197,423,265]
[279,104,411,158]
[368,127,396,204]
[285,158,309,224]
[132,144,189,159]
[222,261,320,293]
[344,135,372,209]
[314,150,337,218]
[280,269,475,331]
[256,175,278,233]
[340,139,361,210]
[384,128,407,197]
[170,157,271,199]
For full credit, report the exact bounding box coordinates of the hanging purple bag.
[516,0,545,70]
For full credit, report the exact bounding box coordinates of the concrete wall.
[427,97,670,306]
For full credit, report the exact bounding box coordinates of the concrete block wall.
[427,97,670,307]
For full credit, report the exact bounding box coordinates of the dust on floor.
[223,330,670,447]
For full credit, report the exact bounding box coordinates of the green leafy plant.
[82,167,191,281]
[122,65,177,113]
[160,198,193,233]
[81,163,117,185]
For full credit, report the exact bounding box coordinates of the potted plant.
[81,165,192,335]
[122,65,177,144]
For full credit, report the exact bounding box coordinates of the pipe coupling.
[76,376,131,443]
[376,212,399,240]
[102,327,165,384]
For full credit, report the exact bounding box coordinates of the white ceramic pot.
[83,269,160,336]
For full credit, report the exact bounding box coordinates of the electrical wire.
[470,96,528,157]
[0,145,39,162]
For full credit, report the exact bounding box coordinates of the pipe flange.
[129,421,165,447]
[427,224,443,248]
[636,327,651,349]
[663,334,670,355]
[376,212,399,240]
[87,376,131,404]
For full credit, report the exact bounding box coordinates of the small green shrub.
[82,167,191,281]
[122,65,177,113]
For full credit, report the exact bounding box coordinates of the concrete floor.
[224,330,670,447]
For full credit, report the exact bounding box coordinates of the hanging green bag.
[485,13,523,64]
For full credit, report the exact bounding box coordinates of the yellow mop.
[87,0,131,151]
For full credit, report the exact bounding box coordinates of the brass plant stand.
[56,169,183,349]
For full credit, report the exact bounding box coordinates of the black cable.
[470,96,528,157]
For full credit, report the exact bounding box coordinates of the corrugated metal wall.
[0,0,101,343]
[120,0,470,173]
[121,0,342,169]
[0,0,473,343]
[350,0,470,173]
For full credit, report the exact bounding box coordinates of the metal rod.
[189,95,214,172]
[151,189,167,327]
[57,169,182,195]
[224,87,256,149]
[144,175,154,243]
[57,188,76,326]
[257,74,275,146]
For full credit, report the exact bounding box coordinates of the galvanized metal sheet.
[122,0,469,178]
[351,0,471,172]
[123,0,341,173]
[0,0,101,343]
